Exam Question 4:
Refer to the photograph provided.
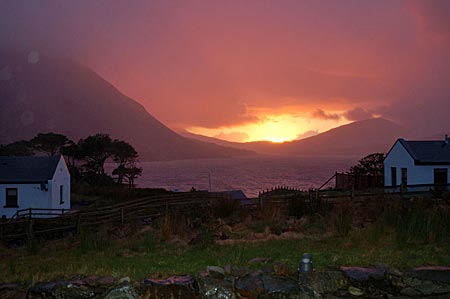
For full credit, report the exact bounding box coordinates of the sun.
[265,136,291,143]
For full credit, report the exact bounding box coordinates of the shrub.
[287,198,307,219]
[212,197,240,219]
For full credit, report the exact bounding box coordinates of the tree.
[349,153,385,176]
[77,133,113,175]
[110,140,139,185]
[31,133,70,156]
[60,140,80,168]
[0,140,34,156]
[118,161,143,188]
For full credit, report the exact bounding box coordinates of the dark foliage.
[349,153,385,176]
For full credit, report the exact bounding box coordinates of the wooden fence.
[0,192,222,244]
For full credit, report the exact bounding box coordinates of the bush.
[287,198,307,219]
[212,197,240,219]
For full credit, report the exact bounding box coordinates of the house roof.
[0,155,62,183]
[398,138,450,165]
[211,190,247,200]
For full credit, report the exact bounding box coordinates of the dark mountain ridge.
[183,118,412,157]
[0,50,254,160]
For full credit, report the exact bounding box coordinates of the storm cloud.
[1,0,449,134]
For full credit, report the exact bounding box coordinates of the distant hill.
[0,50,254,160]
[184,118,411,157]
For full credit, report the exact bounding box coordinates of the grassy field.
[2,191,450,285]
[1,226,450,285]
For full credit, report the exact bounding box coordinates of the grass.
[1,228,450,285]
[2,192,450,285]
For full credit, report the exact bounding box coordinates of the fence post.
[29,208,32,219]
[27,219,34,249]
[76,213,82,235]
[121,208,124,225]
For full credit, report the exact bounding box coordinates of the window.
[401,168,408,187]
[59,185,64,204]
[434,168,448,186]
[5,188,18,208]
[391,167,397,187]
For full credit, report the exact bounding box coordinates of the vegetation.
[0,132,142,188]
[1,191,450,284]
[349,152,385,176]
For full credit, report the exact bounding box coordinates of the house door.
[391,167,397,187]
[434,168,448,188]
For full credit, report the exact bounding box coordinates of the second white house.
[384,135,450,192]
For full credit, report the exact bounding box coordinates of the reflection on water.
[107,155,356,197]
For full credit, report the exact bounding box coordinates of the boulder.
[197,272,238,299]
[142,275,198,299]
[401,270,450,296]
[100,284,139,299]
[299,271,348,294]
[27,281,97,299]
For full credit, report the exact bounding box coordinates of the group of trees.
[0,132,142,187]
[348,152,384,176]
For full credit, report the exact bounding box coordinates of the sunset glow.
[188,111,351,143]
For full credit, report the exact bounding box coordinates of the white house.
[384,135,450,192]
[0,154,70,218]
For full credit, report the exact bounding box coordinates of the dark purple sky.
[1,0,449,141]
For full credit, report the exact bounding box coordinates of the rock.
[408,268,450,284]
[340,266,384,281]
[100,284,140,299]
[142,275,198,298]
[207,266,226,279]
[0,284,26,299]
[249,257,272,264]
[347,286,364,296]
[235,274,265,298]
[261,275,314,299]
[273,261,289,276]
[223,264,233,275]
[197,273,238,299]
[402,274,450,296]
[85,276,116,287]
[299,271,348,294]
[27,280,98,299]
[231,266,251,277]
[118,277,131,284]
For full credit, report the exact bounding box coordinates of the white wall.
[49,156,71,212]
[0,156,71,218]
[0,183,52,218]
[384,140,450,191]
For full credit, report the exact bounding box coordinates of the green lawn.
[2,229,449,285]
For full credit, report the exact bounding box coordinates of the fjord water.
[131,156,356,197]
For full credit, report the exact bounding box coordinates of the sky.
[1,0,449,142]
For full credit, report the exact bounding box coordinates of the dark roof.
[398,138,450,165]
[212,190,247,200]
[0,155,62,183]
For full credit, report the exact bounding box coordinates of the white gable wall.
[384,140,450,190]
[49,156,71,212]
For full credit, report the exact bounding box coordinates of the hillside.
[184,118,411,157]
[0,50,254,160]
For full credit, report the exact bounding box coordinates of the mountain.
[184,118,411,157]
[0,50,254,160]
